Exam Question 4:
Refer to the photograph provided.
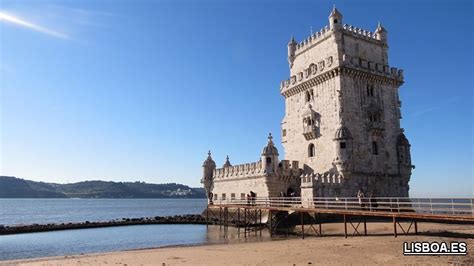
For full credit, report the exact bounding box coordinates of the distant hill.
[0,176,206,198]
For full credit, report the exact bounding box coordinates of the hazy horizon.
[1,0,472,197]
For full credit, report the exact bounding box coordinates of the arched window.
[266,157,272,164]
[368,111,382,122]
[308,143,315,157]
[367,84,375,97]
[372,141,379,155]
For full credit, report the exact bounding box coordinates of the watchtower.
[280,7,413,197]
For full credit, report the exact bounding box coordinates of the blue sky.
[0,0,472,197]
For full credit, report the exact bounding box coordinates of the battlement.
[342,24,377,41]
[293,22,384,56]
[214,160,263,179]
[294,25,331,53]
[213,159,301,180]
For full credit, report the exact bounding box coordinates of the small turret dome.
[288,35,296,46]
[222,155,232,168]
[334,126,353,140]
[329,5,343,19]
[261,133,279,156]
[375,21,387,33]
[202,150,216,167]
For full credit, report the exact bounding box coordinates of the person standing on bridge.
[250,191,256,206]
[357,189,365,209]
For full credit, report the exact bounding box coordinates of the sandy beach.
[3,222,473,265]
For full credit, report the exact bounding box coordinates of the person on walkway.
[208,192,214,205]
[357,189,365,209]
[250,191,256,206]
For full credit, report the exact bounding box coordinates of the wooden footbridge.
[205,197,474,238]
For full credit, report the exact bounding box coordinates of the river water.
[0,199,272,261]
[0,198,207,225]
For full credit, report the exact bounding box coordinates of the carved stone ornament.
[326,56,333,67]
[310,63,317,75]
[318,60,325,71]
[298,72,303,81]
[291,75,297,84]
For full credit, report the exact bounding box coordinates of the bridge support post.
[301,212,305,239]
[219,207,222,229]
[255,209,258,236]
[237,208,240,234]
[344,214,347,238]
[364,218,367,236]
[269,210,272,237]
[206,205,209,228]
[318,213,322,236]
[225,207,228,233]
[244,208,247,237]
[393,216,397,238]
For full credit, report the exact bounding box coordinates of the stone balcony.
[303,125,319,140]
[367,121,384,136]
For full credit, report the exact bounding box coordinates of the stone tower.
[280,7,414,198]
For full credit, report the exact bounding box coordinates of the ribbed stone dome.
[222,156,232,168]
[261,133,279,156]
[334,126,352,140]
[202,151,216,167]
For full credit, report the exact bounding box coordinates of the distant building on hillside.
[201,7,414,204]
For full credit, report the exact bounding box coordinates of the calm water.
[0,224,271,261]
[0,198,207,225]
[0,199,272,261]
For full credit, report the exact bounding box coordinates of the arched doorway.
[287,187,295,197]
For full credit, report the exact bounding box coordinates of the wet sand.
[3,222,473,265]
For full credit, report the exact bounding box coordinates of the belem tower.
[201,7,414,203]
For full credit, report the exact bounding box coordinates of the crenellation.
[343,24,377,40]
[293,25,330,54]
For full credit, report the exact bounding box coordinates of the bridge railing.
[212,197,474,216]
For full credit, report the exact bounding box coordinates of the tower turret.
[375,22,387,43]
[287,36,297,68]
[329,6,343,30]
[223,155,232,168]
[333,124,353,177]
[201,150,216,204]
[396,131,413,175]
[261,133,279,174]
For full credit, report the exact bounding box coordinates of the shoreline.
[2,222,473,265]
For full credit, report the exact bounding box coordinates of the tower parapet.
[280,54,404,97]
